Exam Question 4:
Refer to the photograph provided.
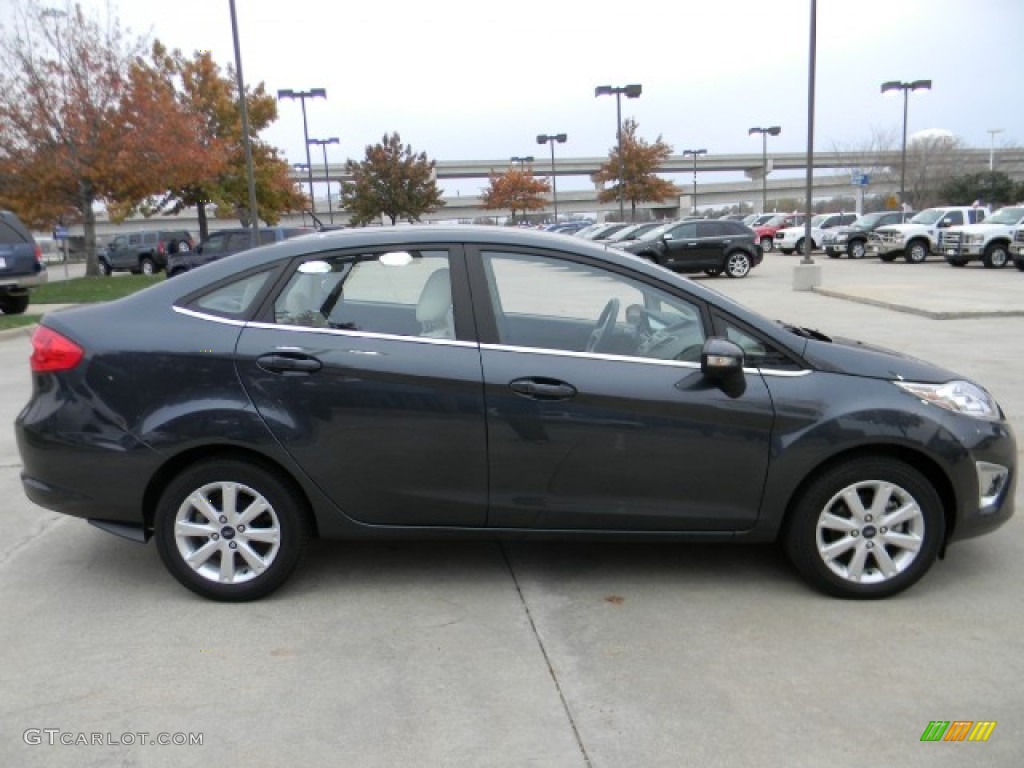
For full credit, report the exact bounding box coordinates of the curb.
[811,287,1024,320]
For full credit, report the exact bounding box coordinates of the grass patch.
[33,275,162,304]
[0,314,40,331]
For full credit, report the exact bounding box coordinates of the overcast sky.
[7,0,1022,194]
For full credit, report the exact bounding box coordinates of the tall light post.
[681,149,707,214]
[595,83,642,221]
[510,155,534,168]
[748,126,781,214]
[308,137,340,225]
[987,128,1004,171]
[229,0,260,247]
[880,79,931,208]
[277,88,326,214]
[536,133,567,221]
[293,163,310,225]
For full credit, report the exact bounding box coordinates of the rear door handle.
[509,378,577,401]
[257,353,322,374]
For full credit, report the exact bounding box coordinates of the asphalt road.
[2,250,1022,767]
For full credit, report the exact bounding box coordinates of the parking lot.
[1,250,1022,767]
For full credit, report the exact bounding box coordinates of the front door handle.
[257,353,322,375]
[509,378,577,401]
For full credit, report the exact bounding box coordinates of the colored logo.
[920,721,996,742]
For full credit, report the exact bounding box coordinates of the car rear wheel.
[904,241,928,263]
[784,458,942,599]
[848,241,867,259]
[155,459,310,601]
[0,294,30,314]
[982,243,1009,269]
[140,257,156,276]
[759,236,774,252]
[724,251,752,278]
[99,259,112,276]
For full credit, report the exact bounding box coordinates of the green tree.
[940,171,1016,207]
[142,44,305,239]
[340,133,444,226]
[480,167,551,223]
[592,119,678,221]
[0,1,218,274]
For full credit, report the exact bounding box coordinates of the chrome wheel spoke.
[221,483,239,519]
[185,539,219,569]
[871,546,898,578]
[880,531,922,553]
[237,542,268,575]
[821,535,857,560]
[846,543,869,580]
[867,482,895,517]
[219,547,236,583]
[881,502,920,529]
[820,512,858,534]
[237,499,270,527]
[243,526,280,544]
[188,491,221,525]
[175,520,216,538]
[840,488,867,521]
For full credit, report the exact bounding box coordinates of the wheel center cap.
[862,525,878,539]
[221,526,236,540]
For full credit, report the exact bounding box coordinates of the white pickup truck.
[1012,226,1024,271]
[940,206,1024,269]
[869,206,989,264]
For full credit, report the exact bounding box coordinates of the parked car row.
[0,209,47,315]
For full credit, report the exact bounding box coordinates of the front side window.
[273,250,453,339]
[482,251,705,362]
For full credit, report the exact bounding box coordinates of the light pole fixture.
[536,133,568,221]
[510,156,534,168]
[880,79,931,208]
[229,0,260,247]
[987,128,1004,171]
[595,83,642,221]
[308,137,340,225]
[277,88,327,213]
[748,126,781,214]
[681,149,707,214]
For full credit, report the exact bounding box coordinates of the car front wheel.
[904,241,929,263]
[99,259,112,276]
[784,458,942,599]
[849,241,867,259]
[140,257,156,276]
[155,458,310,601]
[982,243,1009,269]
[759,236,774,252]
[724,251,752,278]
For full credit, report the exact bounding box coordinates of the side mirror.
[701,337,744,381]
[939,218,953,228]
[662,233,674,241]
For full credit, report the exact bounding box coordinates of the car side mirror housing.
[939,218,953,228]
[701,337,744,380]
[662,233,674,241]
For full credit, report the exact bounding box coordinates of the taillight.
[30,326,84,372]
[158,242,166,255]
[34,244,44,265]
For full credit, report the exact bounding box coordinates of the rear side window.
[192,270,274,318]
[0,217,29,245]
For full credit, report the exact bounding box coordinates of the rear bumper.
[0,269,48,290]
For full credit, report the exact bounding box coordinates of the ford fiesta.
[16,226,1015,601]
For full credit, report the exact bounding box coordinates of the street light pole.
[595,84,642,221]
[292,163,310,226]
[536,133,567,222]
[748,126,781,214]
[881,79,931,208]
[987,128,1004,171]
[228,0,260,247]
[682,149,707,214]
[277,88,326,215]
[309,137,340,225]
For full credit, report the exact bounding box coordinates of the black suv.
[616,219,762,278]
[101,229,194,276]
[822,211,913,259]
[167,226,315,277]
[0,210,48,314]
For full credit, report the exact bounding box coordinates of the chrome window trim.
[173,306,248,327]
[480,342,812,377]
[244,320,480,349]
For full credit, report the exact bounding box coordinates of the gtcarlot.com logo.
[23,730,203,747]
[920,721,997,742]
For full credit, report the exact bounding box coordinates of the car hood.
[799,332,960,382]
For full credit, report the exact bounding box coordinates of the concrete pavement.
[1,250,1022,767]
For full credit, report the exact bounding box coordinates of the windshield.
[852,212,885,229]
[638,222,674,241]
[764,215,788,227]
[910,209,944,225]
[810,215,829,227]
[988,207,1024,224]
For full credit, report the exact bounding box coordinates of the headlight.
[965,234,984,245]
[834,233,848,242]
[894,380,1001,421]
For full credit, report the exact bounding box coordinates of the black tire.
[0,294,30,315]
[783,458,943,599]
[878,253,897,263]
[947,259,968,268]
[99,259,112,276]
[981,242,1009,269]
[1016,259,1024,272]
[139,257,156,276]
[795,238,807,255]
[848,240,867,259]
[759,236,774,252]
[904,240,929,263]
[154,458,311,601]
[724,251,752,278]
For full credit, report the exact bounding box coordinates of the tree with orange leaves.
[481,166,551,223]
[144,43,305,240]
[592,119,678,222]
[0,1,223,274]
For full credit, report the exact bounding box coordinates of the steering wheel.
[586,298,620,353]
